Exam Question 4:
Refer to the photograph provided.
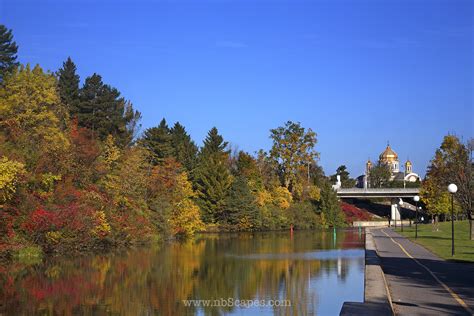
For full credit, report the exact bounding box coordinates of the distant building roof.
[379,144,398,162]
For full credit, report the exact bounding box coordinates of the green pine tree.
[224,176,260,229]
[317,181,346,227]
[140,118,174,164]
[329,165,356,188]
[57,57,80,115]
[0,25,19,82]
[200,127,229,158]
[194,127,232,223]
[170,122,198,171]
[78,73,140,146]
[194,156,233,224]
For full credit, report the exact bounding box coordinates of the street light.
[448,183,458,256]
[399,198,404,232]
[413,195,420,239]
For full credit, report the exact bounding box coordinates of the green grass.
[395,220,474,262]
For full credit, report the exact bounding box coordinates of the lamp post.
[448,184,458,256]
[413,195,420,239]
[399,198,404,232]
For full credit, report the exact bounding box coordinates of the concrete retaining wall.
[340,228,393,315]
[353,220,411,227]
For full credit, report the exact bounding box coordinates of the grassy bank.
[395,220,474,262]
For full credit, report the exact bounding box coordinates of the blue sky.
[2,0,473,177]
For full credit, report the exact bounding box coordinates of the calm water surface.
[0,229,365,315]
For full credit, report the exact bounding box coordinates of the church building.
[357,144,421,188]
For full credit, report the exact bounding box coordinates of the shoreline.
[340,228,393,315]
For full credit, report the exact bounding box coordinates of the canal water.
[0,229,365,315]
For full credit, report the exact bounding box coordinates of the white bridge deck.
[336,188,419,198]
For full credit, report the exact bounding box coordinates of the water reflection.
[0,229,365,315]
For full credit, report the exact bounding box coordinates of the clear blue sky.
[2,0,473,177]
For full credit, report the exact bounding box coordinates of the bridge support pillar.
[390,199,401,227]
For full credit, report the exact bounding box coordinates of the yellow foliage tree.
[272,186,293,209]
[0,156,25,203]
[102,146,149,209]
[168,172,204,237]
[100,135,121,171]
[255,189,273,207]
[0,64,69,173]
[421,178,462,220]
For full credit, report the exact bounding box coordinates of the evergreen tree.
[78,73,104,131]
[330,165,356,188]
[0,25,19,82]
[368,162,391,188]
[224,176,260,229]
[140,118,173,164]
[194,156,233,224]
[317,181,346,227]
[78,73,140,146]
[170,122,198,171]
[200,127,229,158]
[57,57,80,115]
[194,127,232,223]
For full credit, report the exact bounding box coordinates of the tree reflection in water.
[0,229,364,315]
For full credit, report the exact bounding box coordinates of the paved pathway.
[372,228,474,315]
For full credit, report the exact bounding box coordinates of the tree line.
[0,25,346,257]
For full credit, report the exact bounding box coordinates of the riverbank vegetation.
[397,221,473,262]
[0,25,351,259]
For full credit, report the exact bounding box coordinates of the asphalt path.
[371,228,474,315]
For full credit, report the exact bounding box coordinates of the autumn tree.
[255,149,280,190]
[101,145,149,210]
[0,25,19,82]
[0,156,25,203]
[67,120,101,187]
[269,121,318,195]
[424,135,473,239]
[146,158,204,237]
[0,65,70,173]
[169,172,204,237]
[234,151,264,192]
[420,177,451,222]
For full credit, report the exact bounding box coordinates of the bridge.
[335,187,420,225]
[336,188,419,199]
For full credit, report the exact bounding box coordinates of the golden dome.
[379,145,398,162]
[405,159,412,166]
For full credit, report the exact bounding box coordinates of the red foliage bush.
[340,202,372,223]
[21,208,64,234]
[0,211,16,239]
[21,204,92,246]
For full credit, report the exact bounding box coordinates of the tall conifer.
[194,127,232,223]
[0,25,19,82]
[57,57,80,115]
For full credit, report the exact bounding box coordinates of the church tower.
[366,159,372,175]
[379,143,399,173]
[405,159,412,174]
